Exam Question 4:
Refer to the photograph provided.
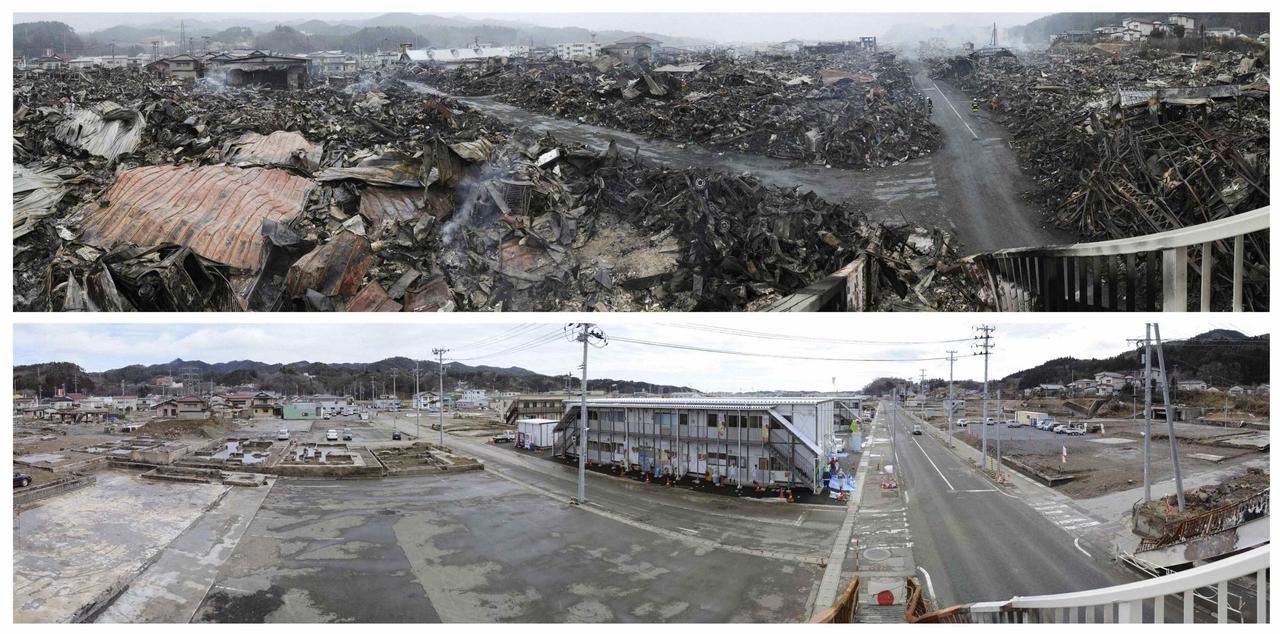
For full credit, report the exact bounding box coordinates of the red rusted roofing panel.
[285,230,374,301]
[346,280,403,312]
[77,165,312,272]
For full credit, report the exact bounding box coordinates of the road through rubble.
[407,79,1073,254]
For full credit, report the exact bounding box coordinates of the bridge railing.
[811,576,861,623]
[964,207,1269,312]
[914,544,1268,624]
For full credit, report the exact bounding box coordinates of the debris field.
[14,66,971,312]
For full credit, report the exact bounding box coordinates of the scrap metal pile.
[404,52,939,169]
[14,67,974,312]
[928,48,1269,239]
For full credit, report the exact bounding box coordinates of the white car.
[955,419,969,428]
[1066,426,1087,436]
[326,429,339,441]
[276,429,290,441]
[1005,420,1022,428]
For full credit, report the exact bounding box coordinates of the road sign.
[944,399,964,414]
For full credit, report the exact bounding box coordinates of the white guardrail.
[964,544,1268,624]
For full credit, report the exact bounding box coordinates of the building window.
[706,414,717,427]
[679,413,688,426]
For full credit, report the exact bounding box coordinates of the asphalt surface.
[881,402,1136,608]
[406,79,1076,254]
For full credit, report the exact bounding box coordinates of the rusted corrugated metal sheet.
[223,130,322,172]
[77,165,312,272]
[346,280,402,312]
[285,230,374,301]
[358,187,424,227]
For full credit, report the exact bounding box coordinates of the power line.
[452,323,546,350]
[611,335,975,363]
[670,323,973,345]
[449,327,566,362]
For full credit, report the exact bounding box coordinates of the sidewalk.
[96,477,277,623]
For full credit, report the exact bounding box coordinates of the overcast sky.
[13,316,1268,392]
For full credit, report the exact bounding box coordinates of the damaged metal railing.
[964,206,1269,312]
[912,544,1268,624]
[1137,490,1270,553]
[811,576,861,623]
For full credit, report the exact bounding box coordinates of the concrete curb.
[812,405,879,615]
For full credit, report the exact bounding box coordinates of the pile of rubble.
[928,47,1269,236]
[15,67,974,312]
[404,52,939,169]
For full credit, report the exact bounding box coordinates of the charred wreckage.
[14,60,974,312]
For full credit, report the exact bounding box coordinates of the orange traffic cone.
[787,490,796,503]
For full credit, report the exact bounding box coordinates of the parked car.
[276,429,290,441]
[985,417,996,425]
[1006,420,1023,428]
[341,428,353,441]
[955,419,969,428]
[1053,424,1070,434]
[492,430,516,443]
[14,472,33,488]
[326,429,339,441]
[911,424,922,435]
[1065,426,1087,436]
[392,431,402,440]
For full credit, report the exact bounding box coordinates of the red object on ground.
[877,590,895,606]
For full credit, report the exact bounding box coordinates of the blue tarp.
[829,473,856,492]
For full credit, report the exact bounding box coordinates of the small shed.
[517,418,561,449]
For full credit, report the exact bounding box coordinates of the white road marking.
[1074,537,1094,558]
[910,436,954,491]
[904,490,910,505]
[917,566,937,604]
[677,526,699,535]
[794,512,808,527]
[928,79,979,139]
[954,489,997,493]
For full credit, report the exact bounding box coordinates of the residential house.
[1227,385,1246,396]
[1177,379,1209,391]
[308,51,358,78]
[503,393,570,425]
[112,396,141,413]
[1068,379,1099,395]
[152,398,179,418]
[1035,384,1066,395]
[147,54,203,81]
[457,389,489,409]
[1167,15,1196,31]
[1205,27,1239,38]
[373,398,402,411]
[1122,18,1160,37]
[400,46,527,70]
[251,392,279,417]
[28,55,67,70]
[1093,371,1129,394]
[14,394,38,411]
[555,42,601,60]
[602,35,661,63]
[176,395,210,419]
[206,51,310,89]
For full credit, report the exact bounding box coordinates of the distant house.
[602,35,661,63]
[29,55,67,70]
[176,395,210,419]
[400,46,526,70]
[282,402,323,420]
[251,392,279,417]
[49,395,75,410]
[1177,380,1209,392]
[1205,27,1239,38]
[1227,385,1246,396]
[1093,372,1129,393]
[152,398,179,418]
[1167,15,1196,31]
[1036,384,1066,395]
[14,394,38,411]
[147,54,203,82]
[457,389,489,409]
[1122,18,1160,37]
[308,50,358,78]
[780,39,805,54]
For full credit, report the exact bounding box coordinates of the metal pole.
[1143,324,1153,502]
[433,348,448,448]
[1153,323,1186,512]
[995,388,1002,472]
[414,360,420,440]
[946,350,956,446]
[976,325,992,471]
[577,324,590,503]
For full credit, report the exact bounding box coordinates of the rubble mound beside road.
[405,51,940,169]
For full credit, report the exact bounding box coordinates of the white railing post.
[1154,595,1165,623]
[1259,569,1268,624]
[1232,234,1244,312]
[1199,242,1213,312]
[1217,581,1229,623]
[1184,590,1195,623]
[1162,246,1188,311]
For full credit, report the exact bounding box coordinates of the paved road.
[881,402,1135,608]
[406,81,1075,254]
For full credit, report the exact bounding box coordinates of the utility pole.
[1153,323,1186,512]
[946,350,957,446]
[974,325,994,471]
[995,388,1002,473]
[570,324,607,505]
[414,360,421,440]
[1135,327,1155,502]
[433,349,448,448]
[919,368,927,413]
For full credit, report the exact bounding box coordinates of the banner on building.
[761,420,770,441]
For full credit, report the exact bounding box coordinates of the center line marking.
[929,79,979,139]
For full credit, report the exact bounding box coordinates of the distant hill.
[13,356,693,398]
[1010,13,1270,44]
[15,13,710,58]
[1002,330,1268,390]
